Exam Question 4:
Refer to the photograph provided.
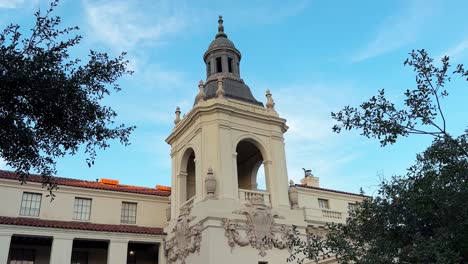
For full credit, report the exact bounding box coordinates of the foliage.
[0,0,134,193]
[289,50,467,263]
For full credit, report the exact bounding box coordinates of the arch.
[180,147,196,201]
[233,134,270,162]
[235,137,269,191]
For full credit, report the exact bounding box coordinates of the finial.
[196,80,206,103]
[303,168,313,177]
[174,106,181,126]
[216,15,227,38]
[265,89,275,111]
[218,15,224,33]
[216,77,225,98]
[289,179,295,186]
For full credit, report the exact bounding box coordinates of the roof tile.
[295,184,369,198]
[0,216,165,235]
[0,170,170,197]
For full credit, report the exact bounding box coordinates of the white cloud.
[440,38,468,61]
[82,0,187,50]
[271,83,363,185]
[234,0,310,25]
[0,0,39,9]
[352,0,435,62]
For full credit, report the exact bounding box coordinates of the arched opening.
[216,57,222,73]
[236,140,266,191]
[181,148,196,202]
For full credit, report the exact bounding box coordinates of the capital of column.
[263,160,272,165]
[178,172,188,178]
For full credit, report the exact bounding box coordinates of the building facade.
[0,17,366,264]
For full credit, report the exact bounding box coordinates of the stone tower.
[165,16,294,264]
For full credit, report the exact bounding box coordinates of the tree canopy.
[289,50,468,263]
[0,0,134,192]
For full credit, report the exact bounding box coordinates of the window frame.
[318,198,330,209]
[121,202,137,224]
[19,192,42,217]
[348,202,359,212]
[73,197,92,221]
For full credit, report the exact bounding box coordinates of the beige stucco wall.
[163,97,365,264]
[0,178,169,228]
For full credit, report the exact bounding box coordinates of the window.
[19,192,42,217]
[228,57,233,72]
[207,61,211,75]
[73,198,92,221]
[216,57,222,73]
[259,262,268,264]
[71,251,88,264]
[121,202,137,224]
[9,248,35,264]
[348,202,359,212]
[318,198,329,209]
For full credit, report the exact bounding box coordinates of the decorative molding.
[221,194,294,257]
[166,204,203,264]
[204,167,217,197]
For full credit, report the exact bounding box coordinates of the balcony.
[321,209,342,219]
[238,189,271,205]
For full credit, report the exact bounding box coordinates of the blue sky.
[1,0,467,195]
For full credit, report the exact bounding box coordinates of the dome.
[208,36,236,50]
[197,16,263,107]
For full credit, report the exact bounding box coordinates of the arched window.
[216,57,222,73]
[228,57,233,73]
[181,148,196,202]
[236,140,266,191]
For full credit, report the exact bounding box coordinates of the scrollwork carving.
[166,204,203,264]
[222,194,294,257]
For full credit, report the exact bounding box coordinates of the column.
[107,239,128,264]
[158,242,167,264]
[221,55,229,73]
[0,233,12,264]
[178,172,188,208]
[210,57,216,75]
[50,236,73,264]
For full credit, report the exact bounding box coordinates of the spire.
[216,15,227,38]
[199,16,263,107]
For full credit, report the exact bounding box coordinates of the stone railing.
[238,189,271,205]
[181,196,195,208]
[322,209,342,219]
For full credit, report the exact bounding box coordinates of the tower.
[165,16,293,264]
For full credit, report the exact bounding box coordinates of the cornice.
[166,98,288,144]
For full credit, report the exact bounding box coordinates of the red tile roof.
[296,184,370,198]
[0,170,171,197]
[0,216,165,235]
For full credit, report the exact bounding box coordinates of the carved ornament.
[221,194,294,257]
[166,204,202,264]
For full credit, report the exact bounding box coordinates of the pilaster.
[107,239,128,264]
[0,233,12,264]
[50,236,73,264]
[158,242,167,264]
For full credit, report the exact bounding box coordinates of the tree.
[288,50,468,263]
[0,0,134,193]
